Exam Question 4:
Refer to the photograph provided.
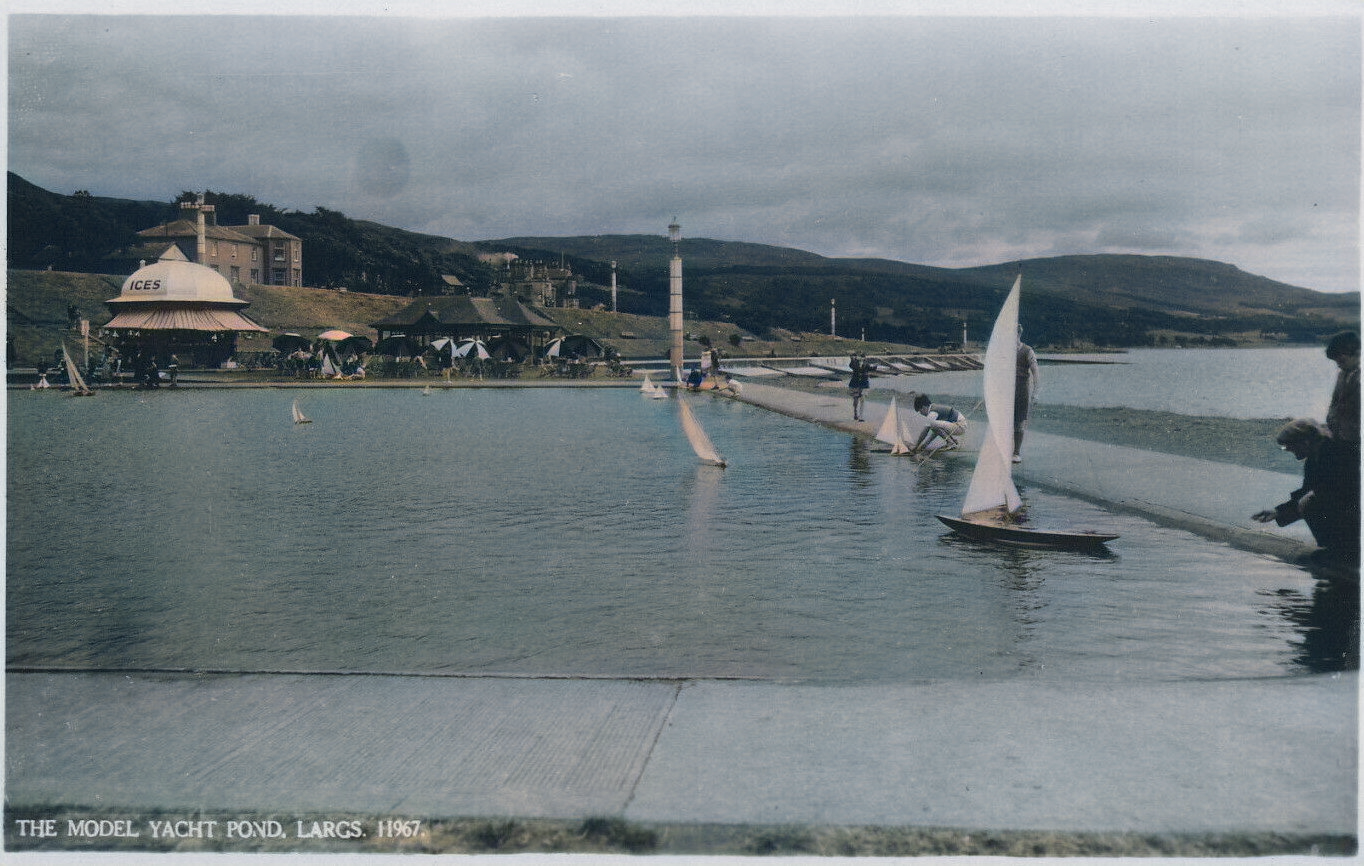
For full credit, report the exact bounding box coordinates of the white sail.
[961,276,1023,518]
[640,373,666,398]
[874,396,912,455]
[678,398,726,467]
[319,351,340,378]
[291,399,312,424]
[62,343,92,395]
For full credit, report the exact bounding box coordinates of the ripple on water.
[6,386,1345,682]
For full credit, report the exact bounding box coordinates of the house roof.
[225,223,301,241]
[137,219,258,244]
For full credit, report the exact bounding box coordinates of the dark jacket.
[848,359,873,390]
[1273,437,1360,561]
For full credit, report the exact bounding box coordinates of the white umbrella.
[544,337,563,358]
[455,339,490,360]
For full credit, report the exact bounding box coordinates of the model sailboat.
[935,276,1117,549]
[874,396,913,455]
[678,398,726,467]
[61,343,95,396]
[291,399,312,424]
[640,373,667,399]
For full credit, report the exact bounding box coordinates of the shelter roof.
[137,219,258,244]
[108,248,254,309]
[372,295,559,332]
[104,306,267,332]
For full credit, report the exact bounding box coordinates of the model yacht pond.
[7,349,1351,684]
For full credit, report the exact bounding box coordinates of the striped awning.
[103,307,267,332]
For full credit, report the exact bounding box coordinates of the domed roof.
[114,247,241,304]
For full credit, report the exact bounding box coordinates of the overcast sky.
[7,4,1361,291]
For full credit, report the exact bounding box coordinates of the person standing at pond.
[1252,418,1359,567]
[1014,325,1039,463]
[848,354,874,421]
[910,393,968,452]
[1325,330,1359,448]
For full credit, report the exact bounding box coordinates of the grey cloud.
[8,14,1359,290]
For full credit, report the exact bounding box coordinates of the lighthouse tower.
[668,221,684,382]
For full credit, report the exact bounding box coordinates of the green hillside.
[9,173,1357,354]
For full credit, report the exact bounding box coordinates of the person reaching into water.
[1252,418,1360,568]
[910,393,968,453]
[847,354,874,421]
[686,365,704,391]
[1014,325,1039,463]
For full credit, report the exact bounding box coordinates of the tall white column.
[668,222,684,381]
[669,254,684,381]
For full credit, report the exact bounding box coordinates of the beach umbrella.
[374,336,420,357]
[272,332,311,353]
[317,329,353,342]
[427,337,460,366]
[547,334,605,359]
[487,336,530,362]
[455,338,490,360]
[336,335,373,355]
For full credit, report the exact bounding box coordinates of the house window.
[250,269,260,282]
[231,244,237,259]
[294,246,300,262]
[212,240,219,256]
[252,247,258,262]
[272,269,285,283]
[230,266,240,281]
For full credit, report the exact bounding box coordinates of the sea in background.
[866,346,1338,420]
[7,349,1353,686]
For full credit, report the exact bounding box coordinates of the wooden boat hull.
[935,514,1118,550]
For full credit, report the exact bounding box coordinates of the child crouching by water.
[910,393,968,452]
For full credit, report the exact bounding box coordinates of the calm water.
[6,355,1353,684]
[872,347,1338,419]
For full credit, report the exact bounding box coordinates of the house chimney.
[248,214,260,226]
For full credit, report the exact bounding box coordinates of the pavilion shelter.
[371,295,561,361]
[102,246,267,370]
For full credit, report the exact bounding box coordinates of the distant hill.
[7,173,496,296]
[479,235,1358,348]
[7,173,1356,350]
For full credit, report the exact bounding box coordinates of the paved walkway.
[7,671,1355,837]
[5,380,1355,853]
[733,380,1318,559]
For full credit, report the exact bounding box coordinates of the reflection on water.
[6,387,1347,684]
[1262,578,1360,674]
